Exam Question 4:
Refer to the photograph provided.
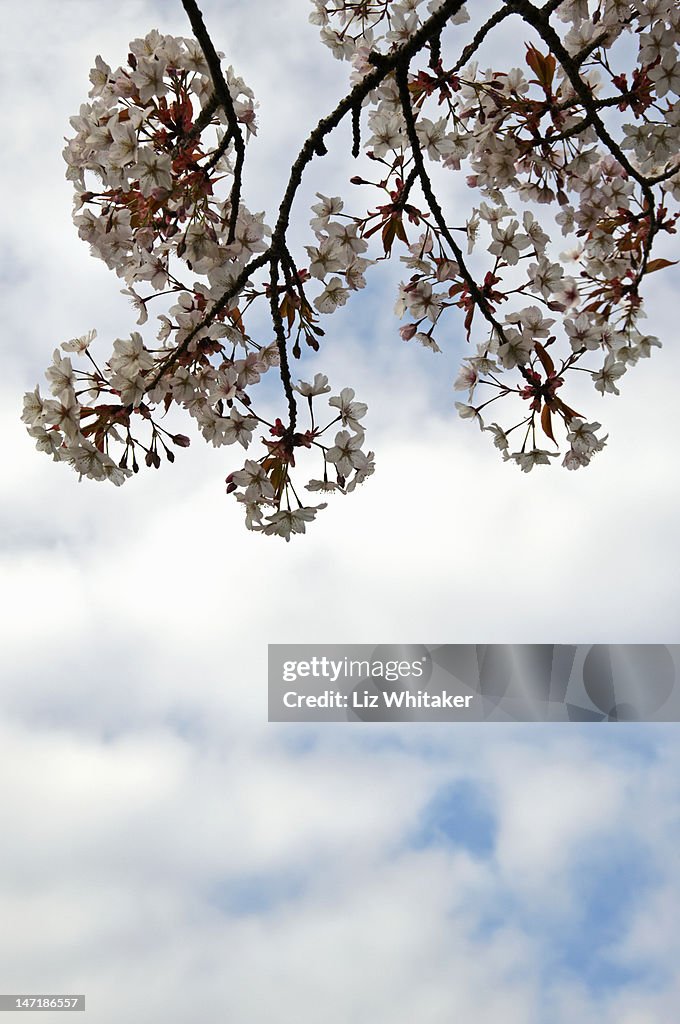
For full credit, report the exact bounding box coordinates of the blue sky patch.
[411,778,496,857]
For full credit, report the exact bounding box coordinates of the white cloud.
[491,749,625,892]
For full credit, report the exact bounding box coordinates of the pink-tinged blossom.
[221,409,258,448]
[261,505,328,542]
[454,363,478,398]
[594,355,626,395]
[485,423,510,453]
[305,236,345,280]
[230,460,275,500]
[455,403,484,430]
[45,350,76,402]
[132,57,168,103]
[649,52,680,97]
[488,220,531,266]
[314,277,350,314]
[416,117,456,162]
[414,332,441,353]
[310,194,344,233]
[498,329,533,369]
[295,374,331,397]
[134,147,172,195]
[328,388,367,432]
[42,392,81,443]
[406,282,442,323]
[567,419,607,456]
[69,443,130,486]
[512,449,559,473]
[326,430,366,478]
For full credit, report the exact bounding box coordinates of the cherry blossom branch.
[155,0,510,415]
[506,1,657,208]
[507,0,662,286]
[190,93,219,137]
[395,62,507,341]
[269,258,297,431]
[532,93,640,144]
[272,0,468,244]
[648,164,680,186]
[181,0,245,244]
[151,0,471,418]
[146,250,270,390]
[24,1,680,526]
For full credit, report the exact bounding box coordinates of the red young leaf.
[541,404,556,443]
[525,45,556,90]
[645,258,679,274]
[534,341,555,377]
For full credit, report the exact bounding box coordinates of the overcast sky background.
[1,1,679,1021]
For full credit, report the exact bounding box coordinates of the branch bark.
[181,0,246,245]
[395,63,507,341]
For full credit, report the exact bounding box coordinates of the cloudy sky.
[1,1,679,1021]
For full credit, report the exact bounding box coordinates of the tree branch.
[270,0,468,249]
[145,250,270,392]
[150,0,470,422]
[505,0,658,274]
[150,0,669,416]
[269,259,297,432]
[395,63,507,341]
[181,0,245,245]
[190,93,219,137]
[202,128,234,174]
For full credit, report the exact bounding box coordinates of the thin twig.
[202,128,234,174]
[145,251,269,391]
[395,63,507,340]
[190,93,219,138]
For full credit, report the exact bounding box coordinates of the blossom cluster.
[312,0,679,470]
[24,29,376,538]
[24,1,680,542]
[227,376,374,540]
